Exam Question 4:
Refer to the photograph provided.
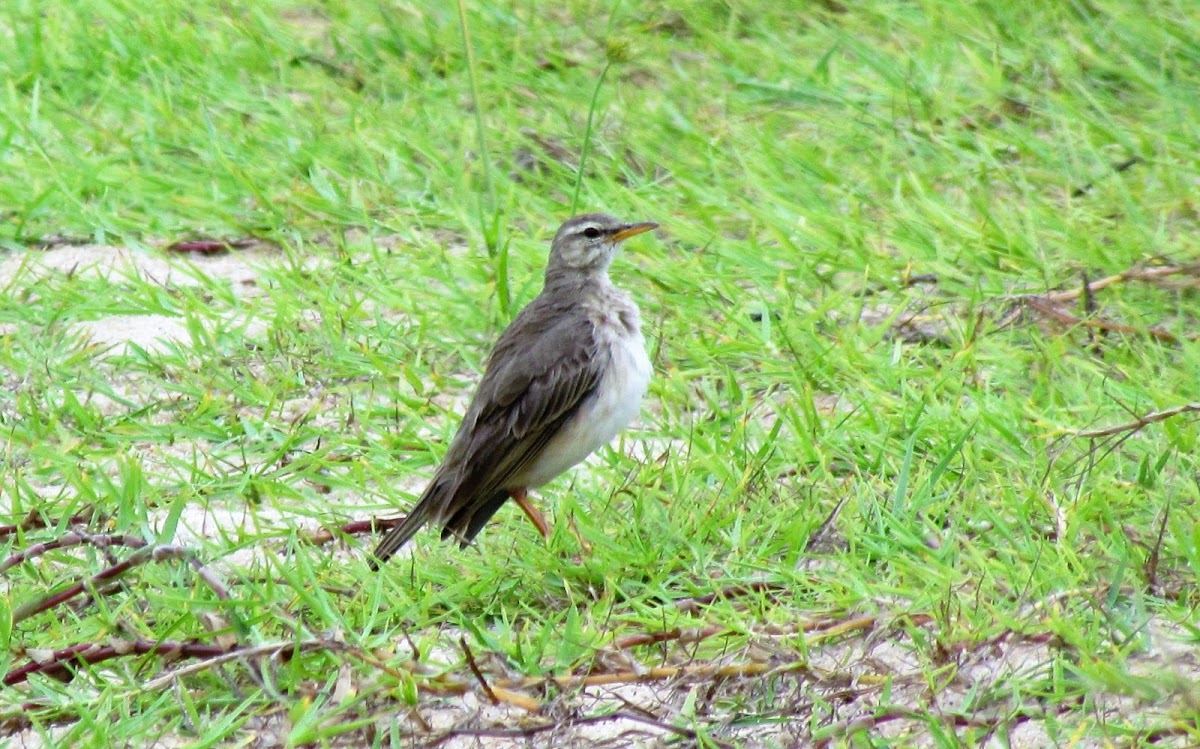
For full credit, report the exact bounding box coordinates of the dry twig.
[137,639,333,691]
[814,704,1046,748]
[417,710,727,749]
[989,260,1200,346]
[0,510,97,540]
[164,237,258,255]
[673,581,787,613]
[1071,402,1200,439]
[458,637,498,705]
[611,625,727,650]
[304,516,406,546]
[1021,296,1187,344]
[0,532,145,573]
[494,660,775,694]
[6,640,239,686]
[10,541,229,625]
[1070,155,1143,198]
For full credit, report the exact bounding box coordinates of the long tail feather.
[370,502,435,568]
[442,489,511,547]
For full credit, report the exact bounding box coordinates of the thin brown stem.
[0,510,97,540]
[304,516,406,546]
[0,532,146,573]
[1071,403,1200,439]
[1022,296,1186,343]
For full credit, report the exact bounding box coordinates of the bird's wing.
[433,304,603,533]
[372,300,602,561]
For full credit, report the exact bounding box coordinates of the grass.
[1,0,1199,746]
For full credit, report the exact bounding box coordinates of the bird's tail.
[442,488,511,547]
[370,501,436,568]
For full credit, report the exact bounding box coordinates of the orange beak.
[610,222,659,243]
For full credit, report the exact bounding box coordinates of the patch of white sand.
[0,243,272,293]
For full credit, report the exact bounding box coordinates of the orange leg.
[511,488,552,540]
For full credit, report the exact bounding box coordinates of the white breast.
[520,326,651,488]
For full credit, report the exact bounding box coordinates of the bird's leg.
[510,488,552,540]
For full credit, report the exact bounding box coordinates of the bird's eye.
[582,227,602,239]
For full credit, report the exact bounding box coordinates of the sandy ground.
[2,243,1196,748]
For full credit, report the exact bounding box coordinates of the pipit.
[371,213,658,565]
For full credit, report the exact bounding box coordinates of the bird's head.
[546,213,658,277]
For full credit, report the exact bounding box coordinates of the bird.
[371,213,658,566]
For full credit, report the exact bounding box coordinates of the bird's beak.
[610,222,659,243]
